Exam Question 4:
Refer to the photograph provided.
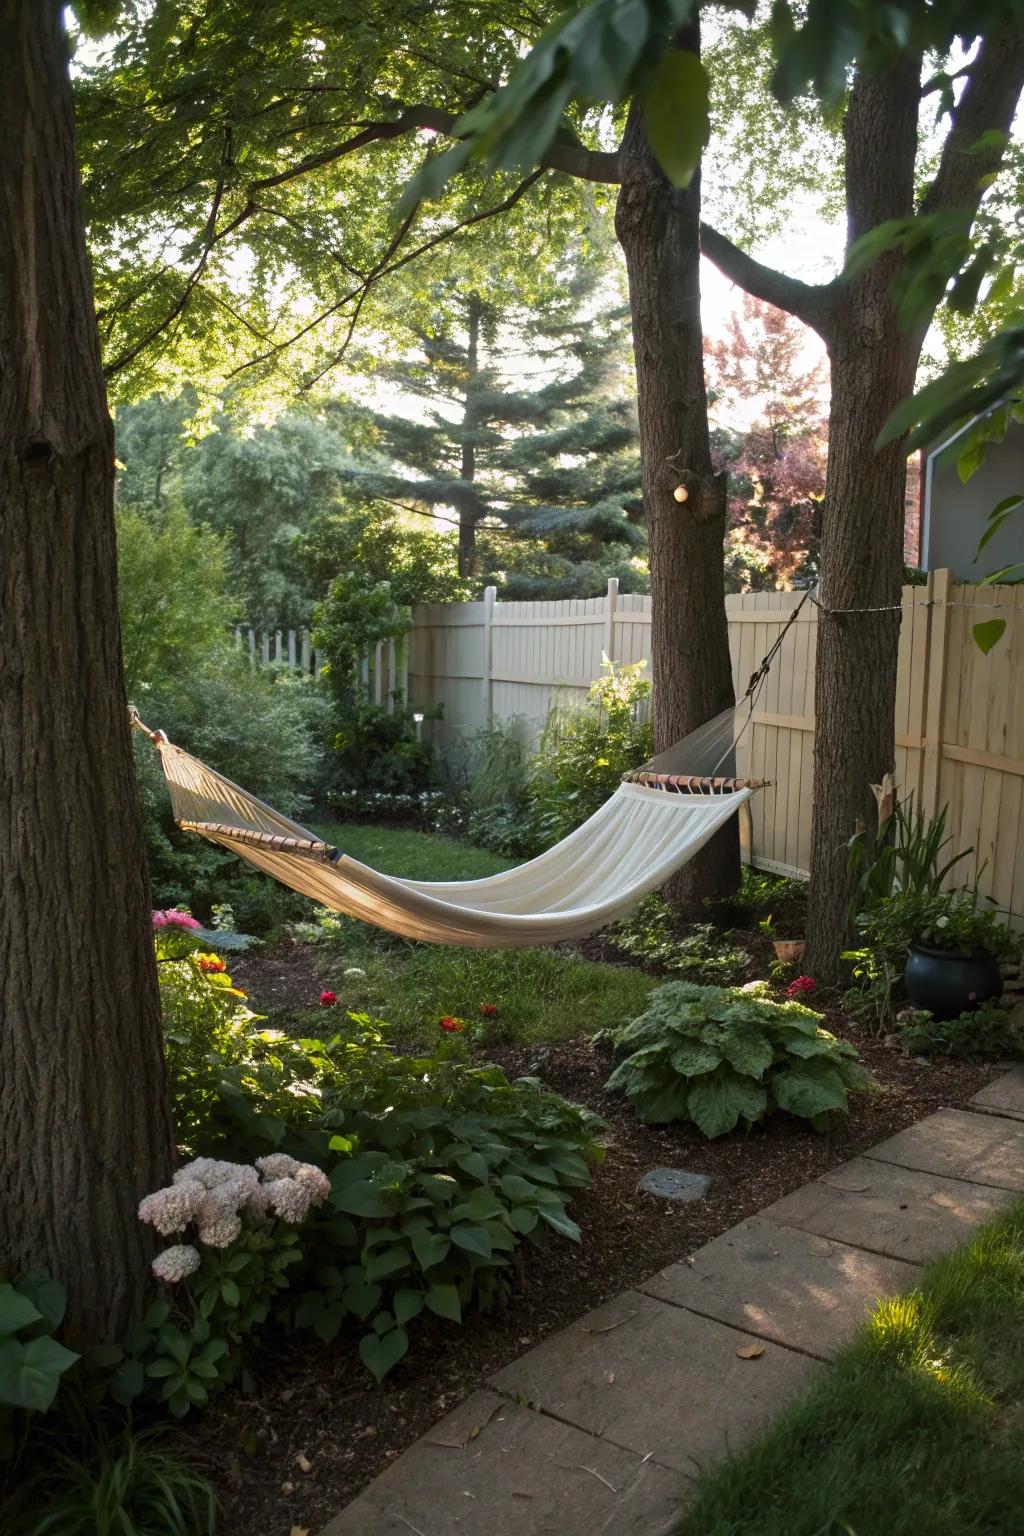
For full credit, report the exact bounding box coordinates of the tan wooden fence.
[407,573,1024,918]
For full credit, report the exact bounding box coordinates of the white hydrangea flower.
[196,1185,242,1227]
[152,1244,201,1283]
[256,1153,300,1180]
[263,1177,313,1225]
[138,1182,203,1235]
[293,1163,331,1206]
[176,1157,254,1190]
[197,1213,243,1248]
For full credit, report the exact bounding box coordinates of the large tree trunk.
[615,35,737,913]
[805,58,922,979]
[0,0,174,1341]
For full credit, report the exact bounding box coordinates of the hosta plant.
[295,1069,604,1381]
[603,981,872,1137]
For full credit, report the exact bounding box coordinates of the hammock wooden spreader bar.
[622,772,770,794]
[177,820,342,865]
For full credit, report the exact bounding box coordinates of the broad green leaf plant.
[602,980,872,1136]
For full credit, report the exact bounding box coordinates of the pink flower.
[785,975,816,998]
[439,1015,464,1033]
[320,990,337,1007]
[968,991,978,1001]
[152,909,201,931]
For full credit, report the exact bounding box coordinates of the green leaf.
[393,1289,425,1326]
[772,1066,848,1122]
[667,1040,722,1077]
[425,1283,462,1323]
[15,1273,67,1332]
[0,1336,80,1412]
[499,1174,538,1201]
[109,1359,145,1404]
[359,1326,409,1383]
[973,619,1007,655]
[717,1027,773,1079]
[450,1223,493,1259]
[410,1231,451,1272]
[364,1243,411,1283]
[642,50,710,189]
[341,1277,383,1321]
[220,1278,241,1308]
[687,1075,746,1139]
[0,1286,42,1336]
[538,1203,582,1242]
[332,1180,393,1217]
[453,1151,489,1183]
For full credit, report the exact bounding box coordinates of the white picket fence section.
[235,624,410,710]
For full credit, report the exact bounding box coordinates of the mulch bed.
[183,949,995,1536]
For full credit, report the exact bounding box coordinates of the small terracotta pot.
[773,939,806,964]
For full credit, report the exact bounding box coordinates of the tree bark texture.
[615,41,738,913]
[0,1,174,1340]
[805,56,924,978]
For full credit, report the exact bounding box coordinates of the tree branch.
[919,24,1024,219]
[227,170,546,383]
[698,223,837,334]
[246,102,620,193]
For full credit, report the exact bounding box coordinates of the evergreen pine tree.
[345,272,645,595]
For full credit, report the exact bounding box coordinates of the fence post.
[374,641,385,706]
[604,575,619,662]
[396,625,410,702]
[386,638,397,713]
[481,585,497,723]
[300,629,311,673]
[919,566,952,820]
[260,632,269,666]
[287,629,297,668]
[247,628,256,667]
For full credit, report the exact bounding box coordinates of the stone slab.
[641,1215,918,1359]
[864,1106,1024,1190]
[638,1167,713,1202]
[319,1390,686,1536]
[489,1290,820,1477]
[762,1155,1015,1264]
[968,1067,1024,1122]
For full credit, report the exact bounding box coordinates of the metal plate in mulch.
[638,1167,713,1202]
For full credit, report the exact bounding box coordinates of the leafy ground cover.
[680,1202,1024,1536]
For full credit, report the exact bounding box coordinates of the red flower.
[785,975,816,998]
[439,1016,465,1033]
[479,1003,499,1019]
[198,956,226,974]
[320,991,337,1007]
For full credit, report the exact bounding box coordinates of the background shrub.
[603,981,872,1136]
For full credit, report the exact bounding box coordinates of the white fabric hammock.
[152,738,754,949]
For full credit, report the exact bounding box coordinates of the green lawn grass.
[313,820,512,882]
[680,1203,1024,1536]
[299,820,655,1046]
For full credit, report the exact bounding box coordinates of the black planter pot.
[904,943,1003,1021]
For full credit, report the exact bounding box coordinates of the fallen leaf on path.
[736,1343,765,1359]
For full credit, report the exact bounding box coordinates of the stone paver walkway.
[321,1068,1024,1536]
